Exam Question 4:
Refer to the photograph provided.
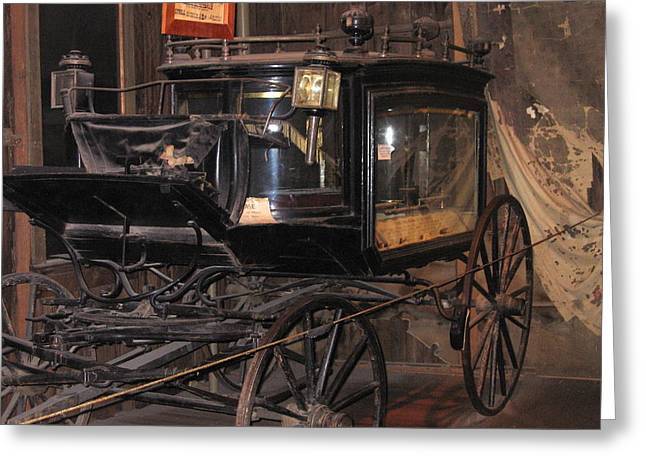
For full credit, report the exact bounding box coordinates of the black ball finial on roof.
[340,9,374,47]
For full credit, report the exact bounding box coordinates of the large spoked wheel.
[236,296,387,427]
[460,195,533,416]
[1,272,92,425]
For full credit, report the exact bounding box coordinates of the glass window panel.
[374,94,479,251]
[248,107,343,196]
[176,82,346,222]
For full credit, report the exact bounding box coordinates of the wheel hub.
[280,402,354,427]
[494,293,524,317]
[308,403,353,428]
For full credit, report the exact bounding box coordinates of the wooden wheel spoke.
[509,284,531,299]
[508,214,521,249]
[501,206,511,256]
[315,309,343,399]
[473,317,496,368]
[27,284,37,320]
[253,397,307,421]
[500,208,514,281]
[35,392,49,404]
[303,311,316,398]
[330,381,379,412]
[233,297,249,312]
[1,391,21,422]
[504,249,527,292]
[3,362,20,373]
[478,241,496,293]
[2,298,16,337]
[500,319,519,369]
[478,326,495,398]
[238,359,247,385]
[0,386,13,399]
[491,211,500,293]
[25,394,36,409]
[496,326,507,397]
[487,325,499,407]
[472,280,495,304]
[263,377,308,405]
[324,335,367,405]
[468,306,494,330]
[5,358,51,375]
[506,315,528,330]
[280,347,306,365]
[274,346,307,410]
[502,220,521,283]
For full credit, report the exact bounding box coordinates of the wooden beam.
[8,4,45,336]
[451,2,467,62]
[9,4,31,338]
[118,3,137,114]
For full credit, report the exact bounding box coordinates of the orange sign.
[162,3,235,39]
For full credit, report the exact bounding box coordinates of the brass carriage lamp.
[292,66,340,110]
[292,65,341,165]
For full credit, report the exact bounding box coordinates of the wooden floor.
[92,366,600,429]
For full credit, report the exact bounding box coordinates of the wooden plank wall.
[3,5,47,337]
[249,2,454,54]
[3,5,16,277]
[132,4,166,114]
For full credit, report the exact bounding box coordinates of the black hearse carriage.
[1,11,533,426]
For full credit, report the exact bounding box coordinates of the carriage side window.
[374,94,479,251]
[176,83,346,222]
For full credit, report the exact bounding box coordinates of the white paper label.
[378,144,394,161]
[238,197,277,225]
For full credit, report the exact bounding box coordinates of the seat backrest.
[68,113,227,173]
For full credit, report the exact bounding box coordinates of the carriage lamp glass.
[292,66,341,110]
